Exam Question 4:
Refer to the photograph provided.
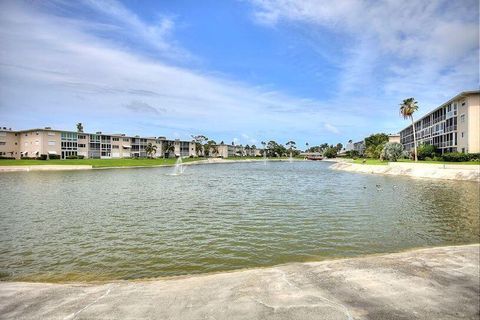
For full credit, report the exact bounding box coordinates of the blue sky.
[0,0,478,146]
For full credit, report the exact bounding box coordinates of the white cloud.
[124,101,166,115]
[0,0,364,143]
[250,0,479,105]
[0,0,477,145]
[324,123,339,134]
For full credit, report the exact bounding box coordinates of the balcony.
[445,125,457,133]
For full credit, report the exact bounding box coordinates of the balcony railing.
[445,125,457,133]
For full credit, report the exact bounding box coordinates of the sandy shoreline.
[1,244,478,319]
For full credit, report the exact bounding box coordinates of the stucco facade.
[0,127,197,159]
[399,91,480,154]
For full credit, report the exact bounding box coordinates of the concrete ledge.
[0,244,478,319]
[0,165,93,172]
[330,161,480,181]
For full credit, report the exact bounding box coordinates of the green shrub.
[323,147,338,158]
[0,156,16,160]
[380,142,403,161]
[39,154,48,160]
[365,143,385,159]
[417,143,437,160]
[49,154,60,159]
[78,155,85,159]
[469,153,480,161]
[345,150,359,158]
[441,152,470,162]
[66,155,78,159]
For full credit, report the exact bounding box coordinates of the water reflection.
[0,161,478,281]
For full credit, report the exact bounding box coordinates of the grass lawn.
[223,156,300,160]
[352,159,388,165]
[397,159,480,165]
[0,157,200,168]
[352,158,479,166]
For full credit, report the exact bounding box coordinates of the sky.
[0,0,478,146]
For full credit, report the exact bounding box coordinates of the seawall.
[330,161,480,181]
[0,244,478,319]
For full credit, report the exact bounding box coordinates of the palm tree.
[163,141,174,158]
[192,135,208,157]
[400,98,419,161]
[261,141,266,157]
[144,143,157,158]
[286,141,296,158]
[245,144,251,156]
[251,145,257,156]
[204,140,218,157]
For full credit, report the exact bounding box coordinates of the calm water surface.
[0,161,479,281]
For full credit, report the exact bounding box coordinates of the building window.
[112,145,119,149]
[461,132,464,138]
[48,141,56,146]
[78,135,86,139]
[460,114,465,123]
[113,137,120,141]
[122,138,129,142]
[78,144,86,148]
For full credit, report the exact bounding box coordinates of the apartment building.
[214,143,245,158]
[388,134,400,144]
[399,91,480,154]
[353,140,365,155]
[0,127,196,159]
[212,143,261,158]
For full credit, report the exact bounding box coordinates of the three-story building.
[0,127,197,159]
[399,91,479,154]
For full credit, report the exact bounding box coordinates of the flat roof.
[0,127,192,142]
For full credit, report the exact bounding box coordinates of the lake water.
[0,161,478,282]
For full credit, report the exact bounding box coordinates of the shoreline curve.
[1,244,478,319]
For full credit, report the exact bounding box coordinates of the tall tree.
[364,133,389,149]
[245,144,251,156]
[76,123,84,133]
[399,98,419,162]
[192,135,208,157]
[204,140,218,157]
[261,141,266,157]
[286,141,296,157]
[163,141,174,158]
[144,143,157,158]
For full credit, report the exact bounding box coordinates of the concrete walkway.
[1,244,478,319]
